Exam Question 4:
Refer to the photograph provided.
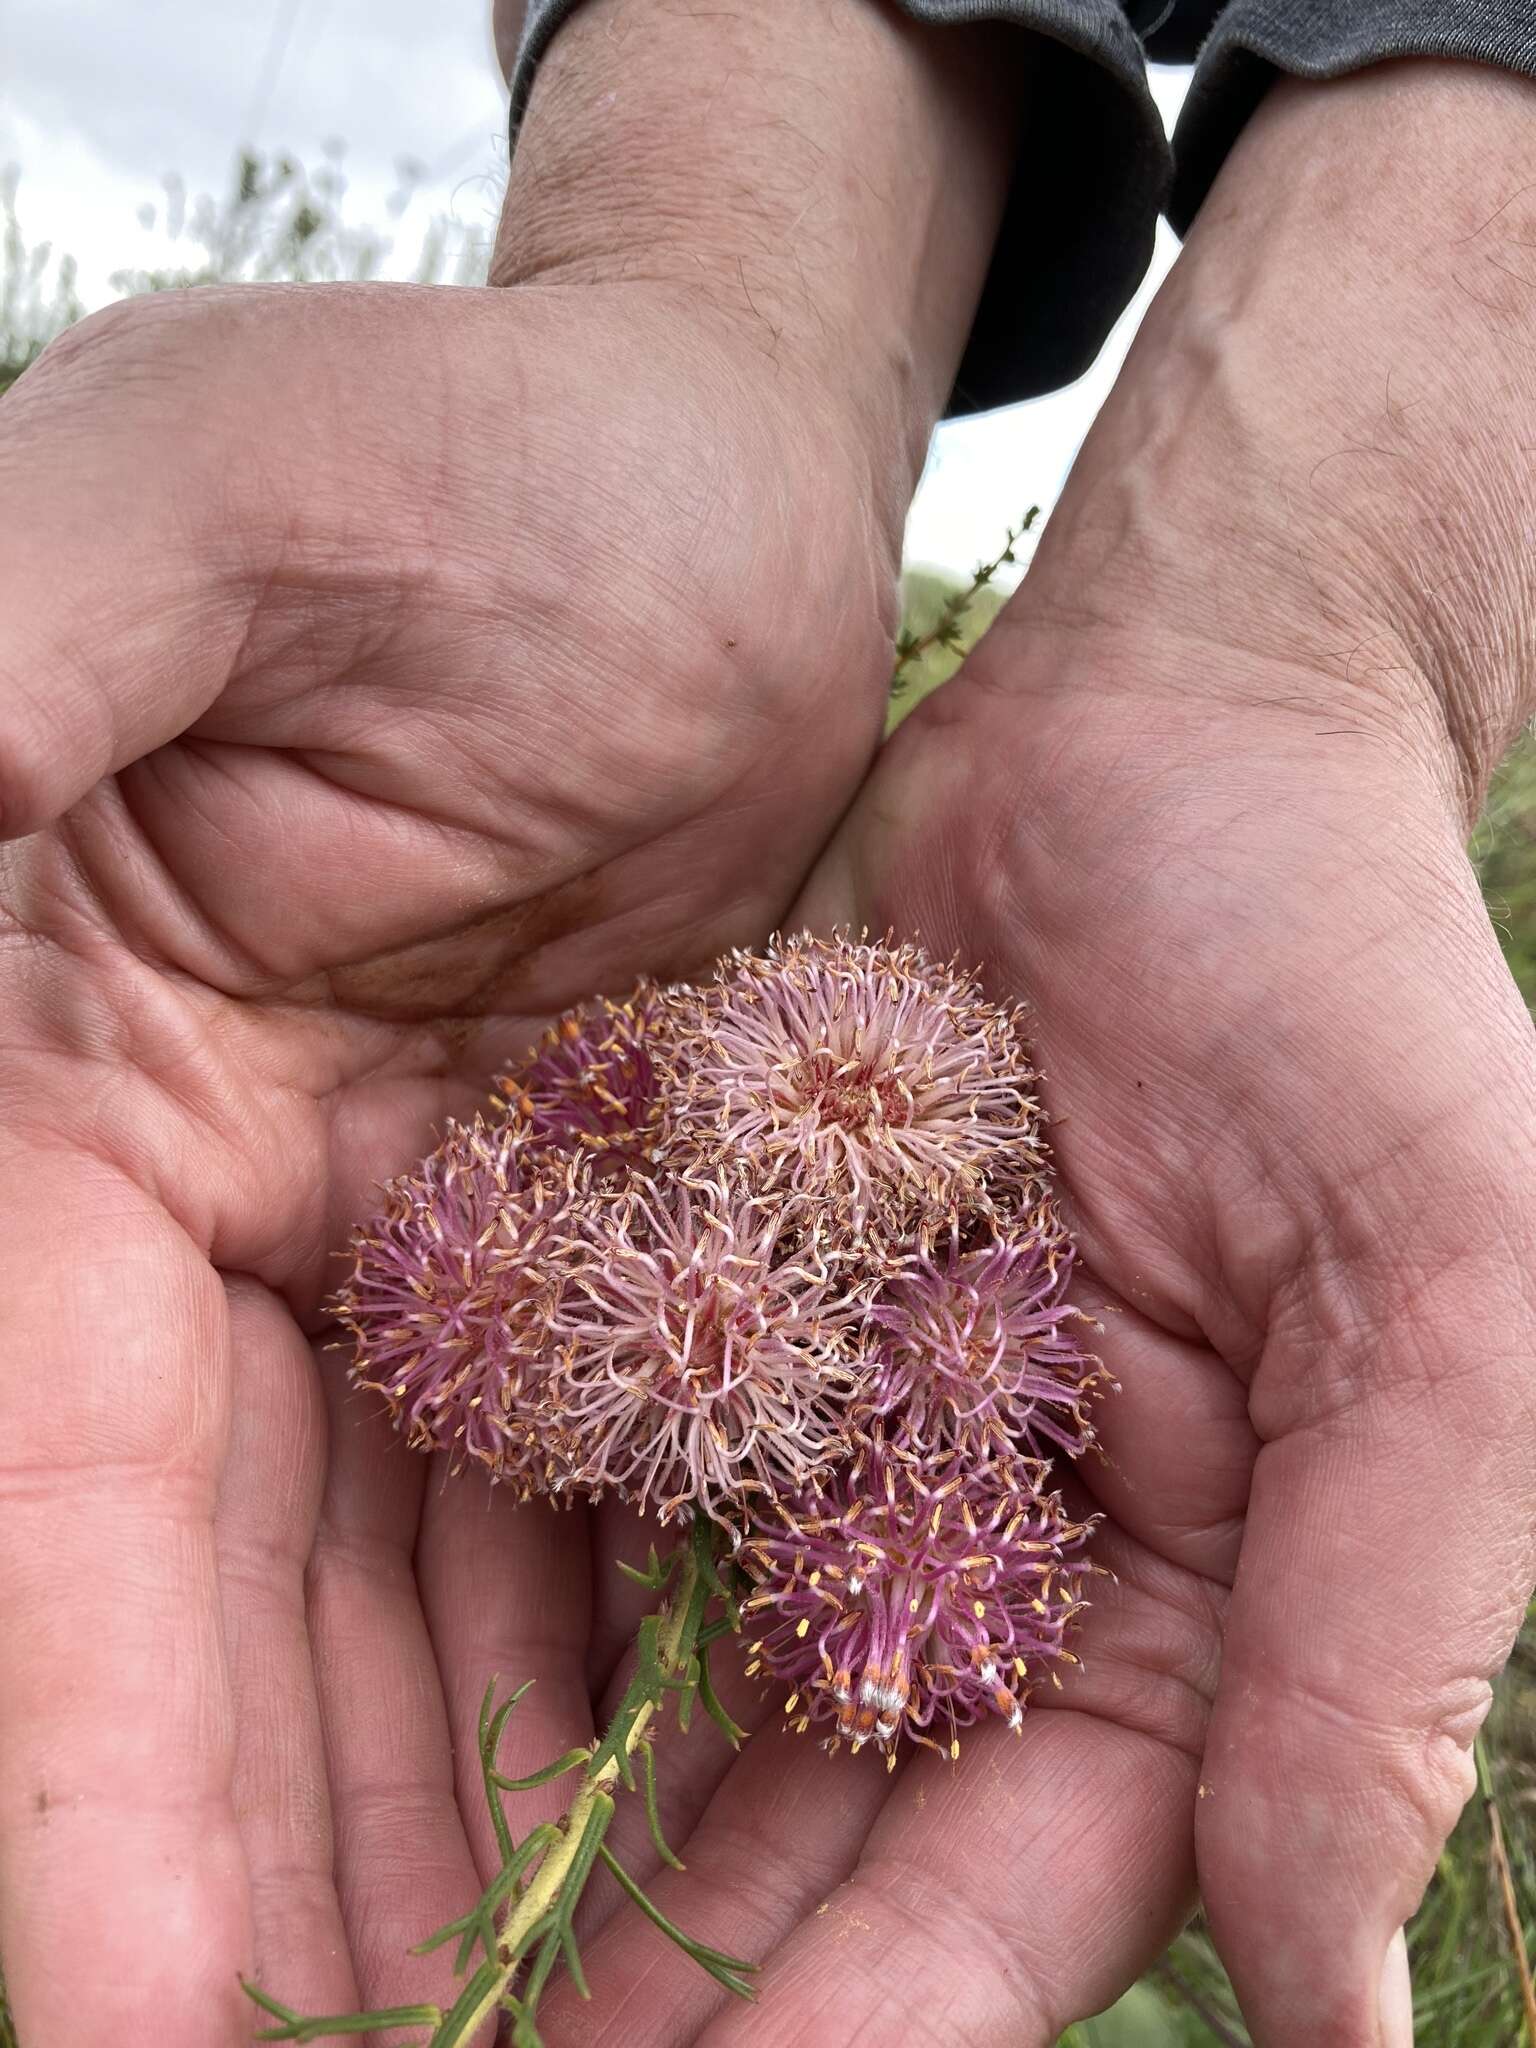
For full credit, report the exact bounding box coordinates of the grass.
[1,179,1532,2048]
[1477,735,1536,1005]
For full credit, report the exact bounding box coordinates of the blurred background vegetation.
[0,154,1531,2048]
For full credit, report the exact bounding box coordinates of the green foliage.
[107,148,484,297]
[246,1517,752,2047]
[887,519,1032,732]
[0,146,485,402]
[1474,731,1536,1007]
[0,169,82,395]
[108,151,392,295]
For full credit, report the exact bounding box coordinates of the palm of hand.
[0,280,894,2044]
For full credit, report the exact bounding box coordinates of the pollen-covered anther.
[744,1438,1093,1753]
[660,931,1047,1249]
[544,1170,872,1522]
[335,1117,571,1491]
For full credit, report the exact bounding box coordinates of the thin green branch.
[642,1735,686,1871]
[492,1747,593,1795]
[245,1980,443,2042]
[243,1518,745,2048]
[696,1641,747,1748]
[1150,1955,1248,2048]
[890,507,1038,696]
[478,1676,535,1864]
[1478,1735,1536,2045]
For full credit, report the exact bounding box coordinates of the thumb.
[1195,962,1536,2045]
[0,281,484,837]
[0,294,258,834]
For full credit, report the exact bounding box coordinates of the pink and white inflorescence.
[547,1171,873,1523]
[867,1225,1109,1463]
[338,931,1109,1758]
[743,1439,1094,1755]
[665,933,1045,1245]
[338,1117,571,1487]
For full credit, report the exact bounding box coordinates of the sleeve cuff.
[1169,2,1536,233]
[902,4,1171,410]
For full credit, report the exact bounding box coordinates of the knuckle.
[1234,1662,1489,1879]
[23,286,232,391]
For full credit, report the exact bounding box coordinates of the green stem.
[890,506,1037,695]
[244,1520,740,2046]
[440,1523,714,2042]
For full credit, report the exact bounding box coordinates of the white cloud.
[2,0,508,300]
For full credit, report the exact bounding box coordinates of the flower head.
[547,1171,873,1522]
[742,1439,1092,1755]
[666,933,1044,1248]
[500,986,667,1173]
[337,1118,571,1488]
[868,1222,1107,1462]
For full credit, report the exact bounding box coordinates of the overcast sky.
[3,1,1188,574]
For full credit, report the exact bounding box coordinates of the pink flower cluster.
[338,934,1108,1757]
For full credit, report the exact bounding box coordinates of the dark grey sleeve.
[1155,3,1536,231]
[508,0,1172,411]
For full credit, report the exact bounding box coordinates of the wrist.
[492,0,1021,505]
[1029,60,1536,818]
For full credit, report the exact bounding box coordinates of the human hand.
[512,61,1536,2048]
[0,6,1019,2039]
[793,62,1535,2047]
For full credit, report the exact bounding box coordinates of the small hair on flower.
[742,1436,1094,1757]
[337,1117,572,1488]
[663,931,1045,1248]
[545,1169,876,1524]
[498,983,667,1174]
[866,1220,1110,1463]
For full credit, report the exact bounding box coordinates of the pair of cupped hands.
[1,57,1534,2048]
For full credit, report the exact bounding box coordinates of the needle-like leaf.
[597,1844,758,2000]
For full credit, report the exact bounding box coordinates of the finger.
[1198,1200,1536,2046]
[414,1474,594,1887]
[307,1360,483,2017]
[215,1279,356,2015]
[1073,1276,1258,1586]
[703,1707,1197,2048]
[0,301,249,835]
[539,1720,900,2046]
[0,1153,251,2044]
